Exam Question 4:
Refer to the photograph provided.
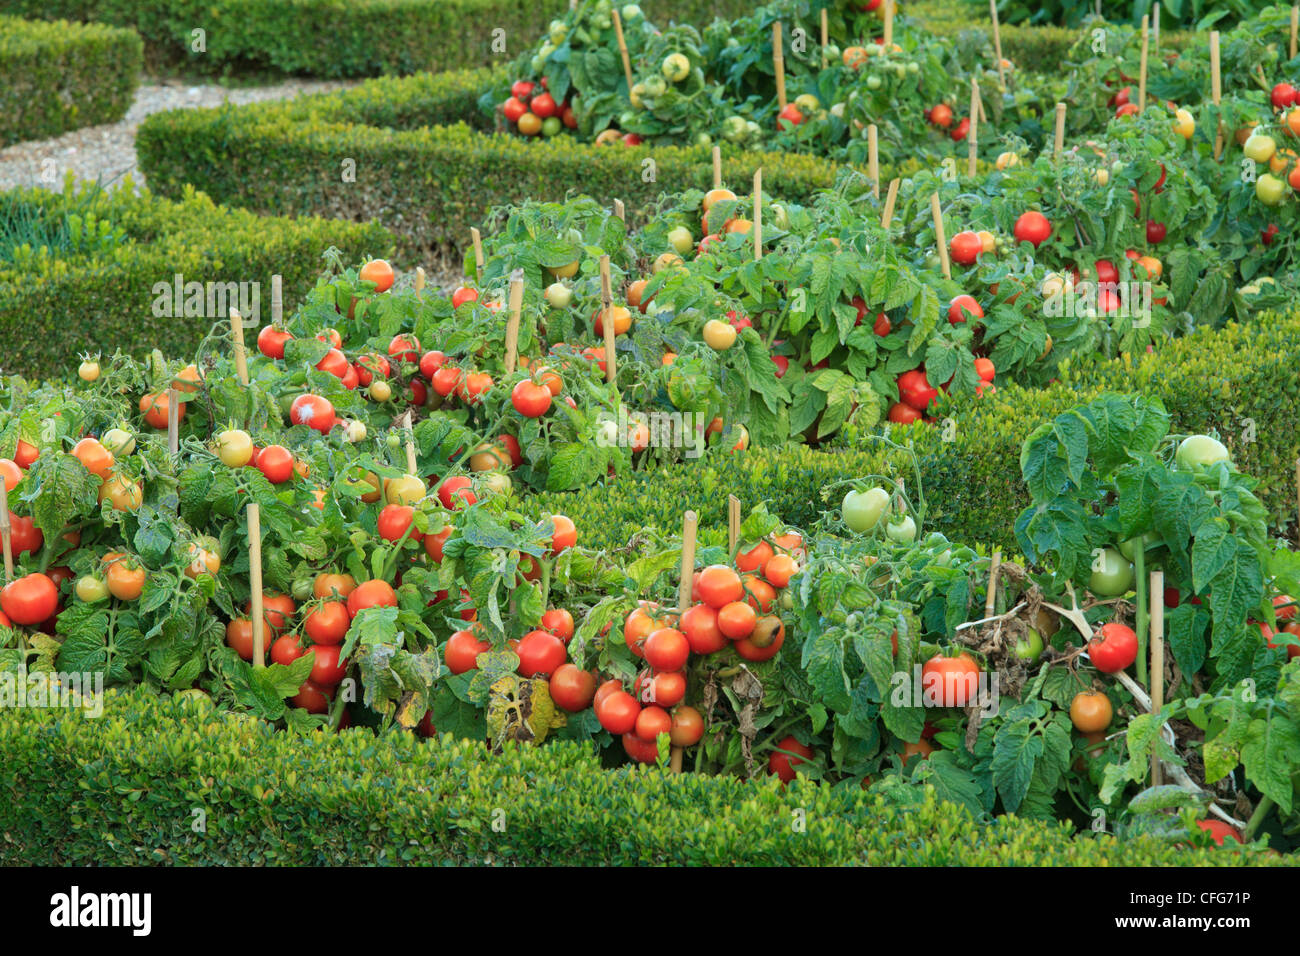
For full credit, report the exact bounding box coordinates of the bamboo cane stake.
[883,0,894,49]
[985,548,1002,618]
[0,482,12,581]
[1138,15,1149,113]
[271,273,282,324]
[930,193,951,279]
[728,495,741,555]
[415,266,426,299]
[1150,569,1165,786]
[167,387,180,456]
[504,276,524,375]
[773,22,787,111]
[1292,6,1298,60]
[612,8,635,95]
[752,169,763,261]
[613,198,625,221]
[229,308,249,386]
[470,227,485,279]
[671,509,698,774]
[599,255,617,384]
[1153,3,1160,53]
[967,79,980,178]
[1294,459,1300,540]
[868,125,880,198]
[247,503,265,668]
[990,0,1006,88]
[402,411,418,475]
[1211,32,1223,160]
[820,8,829,70]
[881,178,900,228]
[712,145,723,189]
[1053,102,1067,163]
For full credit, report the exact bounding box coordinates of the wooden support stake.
[612,9,635,95]
[867,125,880,198]
[0,482,12,581]
[773,23,787,111]
[1138,15,1149,112]
[167,387,180,456]
[504,275,524,375]
[599,255,617,384]
[990,0,1006,87]
[1153,2,1160,53]
[1211,32,1223,160]
[230,308,249,386]
[752,168,763,262]
[820,8,829,70]
[930,193,951,280]
[678,511,698,615]
[1294,459,1300,540]
[271,273,283,324]
[1149,569,1165,786]
[712,145,722,189]
[1292,5,1298,60]
[984,548,1002,618]
[880,178,900,228]
[247,503,265,669]
[415,266,427,299]
[967,79,980,178]
[728,495,741,556]
[1053,102,1067,163]
[401,411,418,476]
[613,198,625,221]
[470,227,485,279]
[883,0,894,49]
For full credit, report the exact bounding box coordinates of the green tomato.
[662,53,690,82]
[1090,546,1134,597]
[75,575,109,603]
[866,75,883,90]
[842,487,890,532]
[101,427,135,456]
[386,433,403,451]
[541,116,563,136]
[1118,531,1158,562]
[291,577,314,601]
[1013,627,1044,661]
[1256,173,1286,206]
[1175,434,1230,470]
[695,132,712,147]
[621,4,643,20]
[643,75,666,98]
[885,515,917,543]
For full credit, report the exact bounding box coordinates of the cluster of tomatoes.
[1236,91,1300,207]
[499,78,579,139]
[596,530,802,764]
[923,102,971,143]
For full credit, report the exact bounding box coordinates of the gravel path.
[0,79,359,193]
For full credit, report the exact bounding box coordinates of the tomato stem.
[1242,794,1274,843]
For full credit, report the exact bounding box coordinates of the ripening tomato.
[540,608,575,643]
[377,504,424,543]
[516,630,567,678]
[639,670,686,708]
[314,573,356,600]
[736,540,774,573]
[290,394,335,433]
[644,628,689,671]
[105,557,146,601]
[550,664,596,712]
[225,619,271,662]
[974,357,995,382]
[315,348,349,380]
[743,574,778,613]
[669,705,704,746]
[768,735,814,783]
[948,294,983,324]
[680,603,727,654]
[271,633,307,667]
[635,704,673,741]
[437,476,477,510]
[459,371,493,405]
[921,652,980,707]
[360,259,395,292]
[140,392,184,429]
[431,366,464,398]
[763,552,797,588]
[596,689,641,734]
[304,601,351,646]
[71,437,115,480]
[388,333,420,364]
[1088,622,1138,673]
[292,679,331,714]
[450,286,479,309]
[623,606,661,657]
[243,593,296,637]
[423,525,454,564]
[548,514,577,553]
[0,458,21,492]
[717,601,758,640]
[347,579,398,617]
[309,644,348,687]
[445,628,491,674]
[949,231,983,266]
[1069,690,1113,733]
[1,572,58,625]
[511,380,553,418]
[697,565,743,609]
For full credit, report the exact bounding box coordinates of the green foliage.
[0,14,140,146]
[524,310,1300,554]
[5,0,761,79]
[0,182,395,381]
[136,69,843,260]
[0,686,1285,865]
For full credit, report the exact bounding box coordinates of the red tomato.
[596,690,641,734]
[697,565,743,608]
[292,679,332,714]
[304,601,351,646]
[445,628,491,674]
[635,704,673,741]
[431,366,464,397]
[516,630,567,678]
[548,514,576,553]
[768,735,814,783]
[974,357,995,382]
[377,504,424,543]
[680,602,727,654]
[1013,211,1051,247]
[256,444,294,484]
[502,96,527,123]
[388,334,420,364]
[450,286,479,309]
[271,633,307,667]
[549,664,596,711]
[257,325,293,359]
[437,476,477,510]
[360,259,395,292]
[419,350,447,380]
[511,380,553,418]
[541,608,575,642]
[888,402,923,424]
[7,512,43,555]
[1195,819,1242,846]
[1,572,58,625]
[355,352,391,386]
[948,294,983,324]
[290,394,335,433]
[347,579,398,617]
[897,368,938,411]
[669,705,704,746]
[921,652,980,707]
[423,525,453,564]
[309,644,348,687]
[1089,622,1138,673]
[949,231,983,266]
[530,92,558,118]
[316,348,349,379]
[643,628,690,672]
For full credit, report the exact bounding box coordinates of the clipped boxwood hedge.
[528,311,1300,554]
[0,184,395,382]
[136,68,845,260]
[0,687,1278,866]
[0,14,141,147]
[4,0,759,78]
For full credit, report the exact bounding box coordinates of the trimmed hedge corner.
[527,311,1300,554]
[4,0,760,78]
[0,184,395,381]
[136,68,845,260]
[0,14,141,147]
[0,687,1280,866]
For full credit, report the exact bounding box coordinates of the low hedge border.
[0,184,395,382]
[136,68,847,261]
[3,0,759,78]
[0,14,141,147]
[0,687,1278,866]
[527,311,1300,555]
